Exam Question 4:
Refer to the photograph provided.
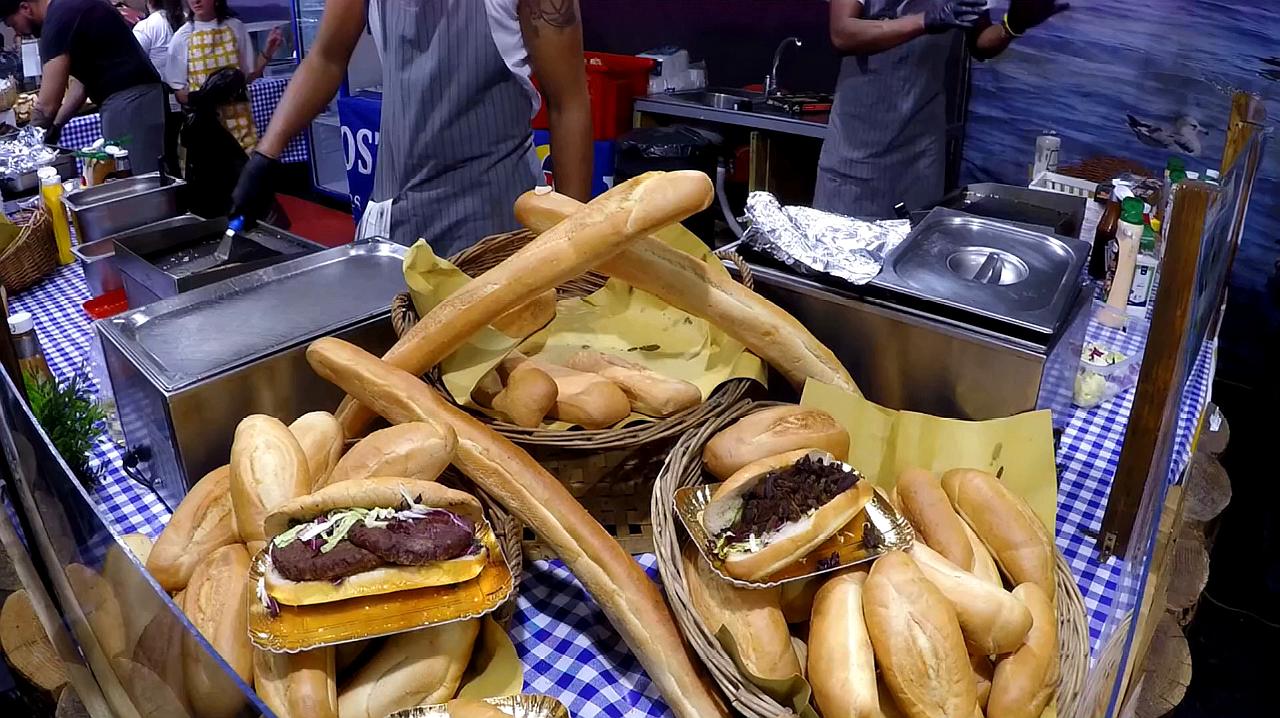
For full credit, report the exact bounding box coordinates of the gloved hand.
[1007,0,1070,34]
[924,0,987,34]
[43,123,63,146]
[230,151,281,225]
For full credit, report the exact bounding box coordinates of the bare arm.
[828,0,926,56]
[519,0,591,201]
[32,55,72,129]
[53,80,89,127]
[256,0,365,159]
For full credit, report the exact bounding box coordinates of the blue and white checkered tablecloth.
[59,77,308,165]
[9,265,1216,716]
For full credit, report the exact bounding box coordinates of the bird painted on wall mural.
[1126,113,1210,156]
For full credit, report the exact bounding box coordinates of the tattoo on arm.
[518,0,578,36]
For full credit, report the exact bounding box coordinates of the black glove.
[43,123,63,146]
[230,150,281,225]
[1007,0,1070,34]
[924,0,987,34]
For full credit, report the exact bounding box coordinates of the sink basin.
[668,88,761,111]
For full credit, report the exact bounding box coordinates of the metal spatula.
[214,216,246,264]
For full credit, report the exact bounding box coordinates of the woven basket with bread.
[653,400,1089,718]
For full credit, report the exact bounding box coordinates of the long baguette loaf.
[307,337,728,718]
[335,171,714,436]
[513,190,856,394]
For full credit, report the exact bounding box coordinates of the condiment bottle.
[1128,225,1158,318]
[38,167,74,265]
[1101,198,1145,328]
[1090,182,1119,281]
[7,310,51,382]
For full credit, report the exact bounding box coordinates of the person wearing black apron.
[230,0,592,256]
[815,0,1068,220]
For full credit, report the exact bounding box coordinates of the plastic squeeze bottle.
[38,167,74,265]
[1100,197,1145,328]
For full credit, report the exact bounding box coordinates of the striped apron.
[362,0,539,255]
[814,0,953,220]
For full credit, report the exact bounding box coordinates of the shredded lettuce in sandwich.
[270,487,474,554]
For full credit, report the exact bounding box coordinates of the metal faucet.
[764,37,802,99]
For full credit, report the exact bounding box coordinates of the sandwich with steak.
[702,449,873,580]
[260,478,488,607]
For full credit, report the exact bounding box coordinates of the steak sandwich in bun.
[702,449,873,581]
[260,478,488,607]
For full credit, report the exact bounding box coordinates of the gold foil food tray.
[387,694,570,718]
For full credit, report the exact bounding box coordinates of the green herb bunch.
[24,371,107,489]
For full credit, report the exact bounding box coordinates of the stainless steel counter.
[634,93,830,139]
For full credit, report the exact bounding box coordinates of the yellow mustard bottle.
[38,166,74,265]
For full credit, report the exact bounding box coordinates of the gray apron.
[814,0,953,220]
[366,0,539,254]
[99,83,166,175]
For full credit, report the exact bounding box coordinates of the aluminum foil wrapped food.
[0,126,59,178]
[742,191,910,285]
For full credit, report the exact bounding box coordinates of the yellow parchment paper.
[403,227,767,429]
[456,616,524,699]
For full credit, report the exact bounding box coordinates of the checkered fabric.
[185,25,258,151]
[8,265,1216,716]
[59,78,308,164]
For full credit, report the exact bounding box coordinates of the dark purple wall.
[580,0,841,92]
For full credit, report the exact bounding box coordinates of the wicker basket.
[390,229,758,450]
[0,205,57,294]
[652,400,1091,718]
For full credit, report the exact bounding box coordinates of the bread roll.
[254,647,337,718]
[897,467,974,571]
[118,533,153,564]
[289,412,345,488]
[64,563,127,659]
[680,543,800,681]
[987,584,1057,718]
[490,288,556,338]
[307,337,729,718]
[336,170,716,436]
[564,350,701,417]
[909,542,1032,656]
[230,415,310,553]
[513,190,857,395]
[112,657,192,718]
[502,354,629,429]
[703,406,849,481]
[147,465,238,591]
[809,570,878,718]
[971,653,994,710]
[132,612,191,713]
[337,621,479,718]
[446,699,507,718]
[941,469,1055,600]
[863,552,976,718]
[471,368,505,408]
[962,520,1003,588]
[879,677,909,718]
[103,540,161,659]
[491,363,557,428]
[183,544,251,718]
[320,422,456,489]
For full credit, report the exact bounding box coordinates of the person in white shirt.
[133,0,183,174]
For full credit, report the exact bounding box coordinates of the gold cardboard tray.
[387,694,570,718]
[248,519,514,652]
[674,478,914,589]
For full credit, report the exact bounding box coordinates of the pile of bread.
[683,407,1059,718]
[139,410,514,718]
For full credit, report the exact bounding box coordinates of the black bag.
[180,68,250,217]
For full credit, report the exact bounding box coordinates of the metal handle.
[121,446,172,512]
[974,252,1003,285]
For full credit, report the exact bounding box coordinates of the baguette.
[253,647,337,718]
[962,520,1003,588]
[183,544,251,718]
[230,415,311,553]
[987,584,1057,718]
[897,467,974,571]
[319,422,456,489]
[863,551,976,718]
[337,621,479,718]
[502,354,630,429]
[513,190,856,394]
[491,362,558,428]
[941,469,1055,600]
[564,349,701,417]
[289,412,345,488]
[490,288,556,339]
[909,542,1032,656]
[147,465,237,592]
[307,337,729,718]
[702,405,849,481]
[809,570,878,718]
[680,543,800,681]
[336,170,715,436]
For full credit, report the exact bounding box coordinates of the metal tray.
[930,182,1087,238]
[62,172,186,243]
[388,695,570,718]
[101,240,406,391]
[674,468,914,588]
[0,149,77,195]
[248,518,514,653]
